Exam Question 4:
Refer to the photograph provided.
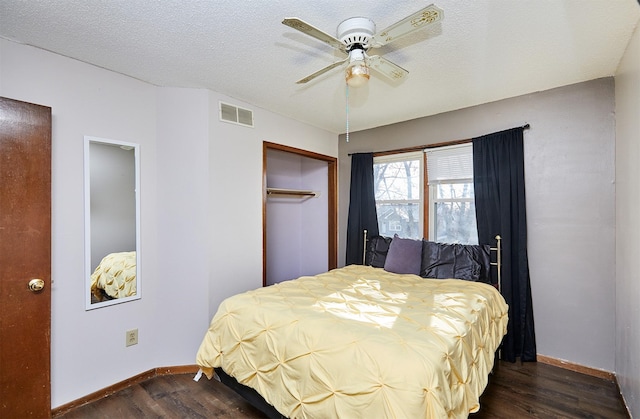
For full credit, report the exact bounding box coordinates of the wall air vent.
[219,102,254,128]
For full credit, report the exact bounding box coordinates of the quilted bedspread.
[90,251,137,300]
[196,265,508,418]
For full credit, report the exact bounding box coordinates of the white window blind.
[425,143,473,184]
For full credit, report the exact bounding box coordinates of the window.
[373,152,423,240]
[372,144,477,244]
[425,143,478,244]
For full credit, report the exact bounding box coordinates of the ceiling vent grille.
[219,102,254,128]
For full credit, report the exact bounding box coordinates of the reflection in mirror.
[84,136,141,310]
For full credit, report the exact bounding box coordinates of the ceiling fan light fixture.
[283,4,443,85]
[345,47,369,87]
[345,62,370,87]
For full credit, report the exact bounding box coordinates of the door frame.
[262,142,337,286]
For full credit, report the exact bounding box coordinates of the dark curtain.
[473,127,537,362]
[346,153,379,265]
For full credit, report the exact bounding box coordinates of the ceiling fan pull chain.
[345,83,350,142]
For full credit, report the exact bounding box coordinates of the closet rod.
[266,188,318,197]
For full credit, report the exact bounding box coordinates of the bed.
[90,251,137,301]
[196,236,508,418]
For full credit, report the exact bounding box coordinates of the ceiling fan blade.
[371,4,444,48]
[282,18,346,52]
[296,58,349,84]
[367,55,409,82]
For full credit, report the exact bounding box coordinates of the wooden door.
[0,97,52,418]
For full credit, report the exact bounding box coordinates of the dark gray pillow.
[383,235,423,275]
[365,235,393,268]
[420,240,491,282]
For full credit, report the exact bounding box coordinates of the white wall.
[300,158,329,276]
[615,20,640,417]
[338,78,617,373]
[206,93,336,318]
[155,87,212,368]
[0,39,337,408]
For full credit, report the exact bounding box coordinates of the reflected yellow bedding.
[196,265,508,418]
[90,251,136,300]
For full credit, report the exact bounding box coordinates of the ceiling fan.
[282,4,443,87]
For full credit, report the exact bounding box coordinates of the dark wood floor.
[473,361,628,418]
[55,361,628,418]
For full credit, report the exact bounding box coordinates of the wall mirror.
[84,136,141,310]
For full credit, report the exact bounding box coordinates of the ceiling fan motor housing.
[337,17,376,50]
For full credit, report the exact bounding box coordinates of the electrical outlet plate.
[126,329,138,347]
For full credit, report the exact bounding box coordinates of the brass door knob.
[28,278,45,292]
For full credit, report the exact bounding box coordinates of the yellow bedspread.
[90,251,137,300]
[196,265,508,418]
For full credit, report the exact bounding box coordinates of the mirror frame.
[84,136,141,310]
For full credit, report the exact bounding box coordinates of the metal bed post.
[362,229,368,265]
[490,235,502,293]
[490,234,503,364]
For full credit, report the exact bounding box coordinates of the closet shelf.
[266,187,319,198]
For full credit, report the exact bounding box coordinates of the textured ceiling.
[1,1,638,134]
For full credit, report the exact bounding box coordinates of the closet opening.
[263,142,337,286]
